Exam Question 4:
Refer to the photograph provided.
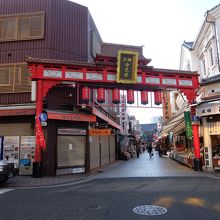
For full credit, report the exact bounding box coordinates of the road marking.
[0,189,14,195]
[133,205,167,216]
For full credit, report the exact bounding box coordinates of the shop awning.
[161,118,184,136]
[0,105,36,116]
[173,120,185,135]
[92,107,122,130]
[161,104,189,136]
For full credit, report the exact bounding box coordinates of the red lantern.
[81,86,90,103]
[141,90,148,105]
[127,89,134,104]
[154,91,162,105]
[112,88,120,104]
[97,87,105,103]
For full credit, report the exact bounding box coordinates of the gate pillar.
[191,107,203,171]
[181,89,202,171]
[35,79,43,162]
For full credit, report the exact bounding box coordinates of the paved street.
[0,151,220,220]
[94,151,206,178]
[1,150,220,188]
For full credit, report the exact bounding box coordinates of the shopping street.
[1,151,220,189]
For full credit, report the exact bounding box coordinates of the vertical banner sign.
[36,117,46,149]
[162,91,171,121]
[184,111,192,139]
[116,50,138,83]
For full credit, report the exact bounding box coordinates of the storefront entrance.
[56,128,86,175]
[210,135,220,170]
[89,135,115,170]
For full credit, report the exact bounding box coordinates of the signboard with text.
[162,91,171,121]
[184,111,192,139]
[48,112,96,122]
[89,129,111,136]
[58,128,86,136]
[116,50,138,83]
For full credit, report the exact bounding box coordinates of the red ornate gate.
[27,51,201,170]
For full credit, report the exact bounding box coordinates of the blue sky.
[71,0,220,123]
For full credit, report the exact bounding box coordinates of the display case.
[169,148,194,168]
[212,146,220,170]
[213,154,220,170]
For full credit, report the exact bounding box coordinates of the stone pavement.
[1,151,220,188]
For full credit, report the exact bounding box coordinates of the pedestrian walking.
[147,144,153,158]
[136,139,141,158]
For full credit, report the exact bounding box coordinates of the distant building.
[151,117,161,124]
[140,123,157,144]
[128,115,139,135]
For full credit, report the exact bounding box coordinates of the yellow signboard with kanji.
[116,50,138,83]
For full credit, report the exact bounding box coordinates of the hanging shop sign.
[184,111,192,139]
[116,50,138,84]
[89,128,111,136]
[162,91,171,121]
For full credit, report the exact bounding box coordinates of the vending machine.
[3,136,20,165]
[19,136,35,175]
[0,136,3,160]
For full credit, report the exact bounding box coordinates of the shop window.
[0,12,44,42]
[57,136,85,167]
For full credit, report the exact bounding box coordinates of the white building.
[179,4,220,171]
